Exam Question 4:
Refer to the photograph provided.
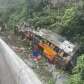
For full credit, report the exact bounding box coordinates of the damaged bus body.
[19,28,79,68]
[33,29,79,66]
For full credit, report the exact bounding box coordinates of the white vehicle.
[19,28,79,67]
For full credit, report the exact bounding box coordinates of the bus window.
[55,47,60,52]
[58,50,64,57]
[50,44,55,49]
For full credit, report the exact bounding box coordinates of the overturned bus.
[19,28,79,67]
[33,29,79,66]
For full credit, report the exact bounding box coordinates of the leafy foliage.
[62,7,77,26]
[68,54,84,84]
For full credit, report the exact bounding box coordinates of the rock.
[55,73,69,84]
[12,46,25,52]
[24,59,34,68]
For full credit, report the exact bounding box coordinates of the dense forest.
[0,0,84,84]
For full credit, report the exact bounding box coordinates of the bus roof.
[33,29,78,56]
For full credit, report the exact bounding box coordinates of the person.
[38,40,44,55]
[14,24,19,35]
[32,45,41,62]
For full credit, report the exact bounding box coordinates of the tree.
[68,54,84,84]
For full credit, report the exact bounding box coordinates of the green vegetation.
[0,0,84,84]
[68,54,84,84]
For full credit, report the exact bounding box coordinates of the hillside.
[0,0,84,84]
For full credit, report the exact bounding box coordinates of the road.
[0,54,16,84]
[0,38,42,84]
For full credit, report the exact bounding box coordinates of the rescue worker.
[38,40,44,55]
[14,24,19,35]
[32,45,41,62]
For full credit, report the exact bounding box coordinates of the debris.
[12,46,25,52]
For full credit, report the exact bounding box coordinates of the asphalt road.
[0,54,16,84]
